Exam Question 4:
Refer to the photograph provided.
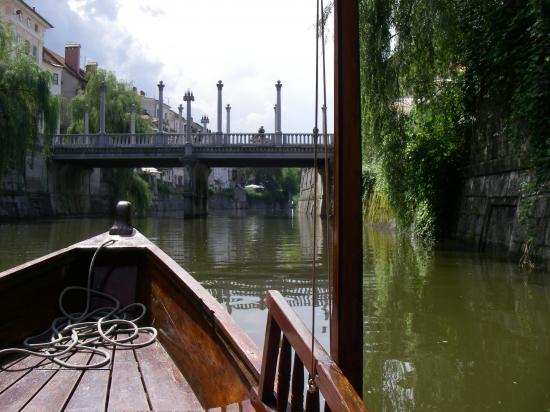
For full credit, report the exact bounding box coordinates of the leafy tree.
[67,69,153,215]
[67,69,150,134]
[0,21,59,180]
[242,168,301,204]
[359,0,548,241]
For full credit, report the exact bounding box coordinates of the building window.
[52,73,59,85]
[32,45,37,61]
[35,23,38,32]
[27,17,31,27]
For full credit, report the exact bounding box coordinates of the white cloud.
[62,0,334,133]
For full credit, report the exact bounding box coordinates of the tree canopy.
[67,69,153,215]
[68,69,149,134]
[0,21,59,179]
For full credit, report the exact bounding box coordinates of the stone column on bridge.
[99,81,106,145]
[201,115,209,133]
[130,103,136,145]
[99,81,106,133]
[275,80,282,132]
[157,81,165,136]
[130,103,136,135]
[226,104,231,134]
[274,104,277,133]
[275,80,283,144]
[178,104,184,133]
[216,80,223,135]
[184,90,194,143]
[84,104,89,144]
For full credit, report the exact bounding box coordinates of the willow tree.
[0,22,59,181]
[67,69,149,134]
[67,69,153,215]
[359,0,549,241]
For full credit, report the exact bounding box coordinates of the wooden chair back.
[256,291,367,412]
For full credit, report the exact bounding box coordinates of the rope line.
[320,0,333,329]
[0,239,157,370]
[309,0,321,392]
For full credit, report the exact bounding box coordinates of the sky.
[35,0,334,133]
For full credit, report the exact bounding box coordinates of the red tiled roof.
[43,47,87,82]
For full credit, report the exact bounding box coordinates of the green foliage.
[359,0,547,240]
[103,169,152,216]
[67,69,153,213]
[458,0,550,184]
[360,0,468,240]
[67,69,150,134]
[242,168,301,204]
[0,21,59,179]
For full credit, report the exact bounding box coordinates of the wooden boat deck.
[0,335,223,411]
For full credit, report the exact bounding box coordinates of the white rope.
[0,239,157,370]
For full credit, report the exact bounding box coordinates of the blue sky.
[35,0,334,133]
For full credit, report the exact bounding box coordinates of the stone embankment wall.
[0,152,111,220]
[149,192,193,216]
[297,168,326,216]
[208,186,248,210]
[452,132,550,264]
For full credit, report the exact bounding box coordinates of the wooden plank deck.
[0,337,205,411]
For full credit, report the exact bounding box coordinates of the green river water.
[0,212,549,411]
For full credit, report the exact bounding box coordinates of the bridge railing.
[52,133,334,148]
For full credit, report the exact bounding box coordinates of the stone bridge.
[51,132,333,168]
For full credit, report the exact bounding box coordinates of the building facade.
[0,0,52,65]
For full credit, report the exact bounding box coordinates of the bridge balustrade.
[52,132,333,149]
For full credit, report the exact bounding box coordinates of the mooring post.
[157,81,165,146]
[99,80,106,146]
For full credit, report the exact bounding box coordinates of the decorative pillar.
[184,90,194,143]
[216,80,223,134]
[178,104,184,133]
[130,103,136,135]
[84,104,89,135]
[201,115,210,132]
[157,80,165,134]
[274,104,277,132]
[99,81,106,135]
[226,104,231,134]
[275,80,282,134]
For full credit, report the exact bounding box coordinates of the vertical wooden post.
[331,0,363,396]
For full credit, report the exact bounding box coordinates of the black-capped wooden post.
[331,0,363,397]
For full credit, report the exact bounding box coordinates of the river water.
[0,212,549,411]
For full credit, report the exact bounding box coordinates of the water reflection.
[363,226,550,411]
[1,214,549,410]
[135,211,330,347]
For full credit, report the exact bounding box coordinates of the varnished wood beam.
[331,0,363,396]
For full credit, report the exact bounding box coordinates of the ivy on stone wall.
[359,0,549,241]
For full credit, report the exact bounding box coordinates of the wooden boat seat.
[0,335,204,411]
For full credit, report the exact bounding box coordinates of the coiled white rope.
[0,239,157,369]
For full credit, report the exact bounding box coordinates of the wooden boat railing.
[254,291,367,412]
